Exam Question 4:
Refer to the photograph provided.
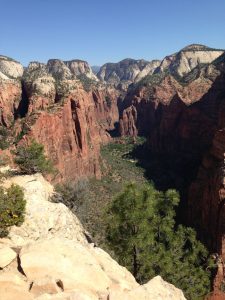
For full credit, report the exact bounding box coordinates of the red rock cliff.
[20,83,120,182]
[119,59,225,292]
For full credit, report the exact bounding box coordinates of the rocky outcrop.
[0,55,23,126]
[0,174,186,300]
[0,56,24,79]
[3,173,87,246]
[0,55,121,181]
[0,246,17,269]
[21,60,121,181]
[0,78,22,126]
[96,45,223,89]
[157,44,224,77]
[97,58,160,88]
[120,65,219,136]
[20,84,119,181]
[23,95,105,182]
[64,60,98,81]
[25,58,98,82]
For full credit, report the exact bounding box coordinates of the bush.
[51,179,89,211]
[105,96,112,108]
[77,74,96,92]
[0,127,10,150]
[0,154,10,166]
[0,184,26,237]
[14,140,54,175]
[106,183,211,300]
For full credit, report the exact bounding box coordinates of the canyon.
[1,44,225,298]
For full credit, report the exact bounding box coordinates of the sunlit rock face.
[157,44,224,77]
[0,56,24,79]
[0,173,186,300]
[97,58,161,88]
[0,55,121,182]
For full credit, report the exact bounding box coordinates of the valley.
[1,44,225,299]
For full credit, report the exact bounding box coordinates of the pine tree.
[14,140,54,175]
[106,183,211,300]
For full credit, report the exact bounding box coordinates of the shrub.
[51,179,89,211]
[0,127,10,150]
[105,96,112,108]
[77,74,95,92]
[106,183,211,300]
[0,184,26,237]
[14,140,54,175]
[0,153,10,166]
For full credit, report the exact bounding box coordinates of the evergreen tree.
[106,183,211,300]
[14,140,54,175]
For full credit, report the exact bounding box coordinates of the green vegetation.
[106,183,211,300]
[0,55,19,63]
[50,137,213,298]
[0,127,10,150]
[74,137,148,243]
[14,123,30,144]
[0,153,10,167]
[105,96,112,108]
[0,184,26,237]
[50,138,147,244]
[14,140,54,175]
[77,74,96,92]
[135,72,166,89]
[51,179,89,211]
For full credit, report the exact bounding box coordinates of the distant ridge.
[181,44,225,52]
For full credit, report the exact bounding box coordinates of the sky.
[0,0,225,66]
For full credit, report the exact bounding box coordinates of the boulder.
[108,276,186,300]
[0,273,33,300]
[0,246,17,269]
[19,238,111,292]
[30,276,61,297]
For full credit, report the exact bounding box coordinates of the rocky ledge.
[0,173,186,300]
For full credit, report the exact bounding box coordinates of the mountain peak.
[181,44,213,51]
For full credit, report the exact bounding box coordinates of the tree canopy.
[106,183,211,300]
[14,140,54,175]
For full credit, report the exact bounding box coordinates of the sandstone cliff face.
[21,71,119,181]
[0,57,23,126]
[64,60,98,81]
[97,58,160,88]
[0,79,22,126]
[0,55,120,182]
[134,60,161,82]
[27,58,99,82]
[0,56,24,79]
[23,92,106,182]
[119,52,225,293]
[158,44,224,77]
[0,173,186,300]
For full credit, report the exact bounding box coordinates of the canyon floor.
[73,136,148,245]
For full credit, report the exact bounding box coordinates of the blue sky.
[0,0,225,66]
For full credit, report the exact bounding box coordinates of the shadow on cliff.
[130,71,225,226]
[14,83,29,119]
[107,122,120,137]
